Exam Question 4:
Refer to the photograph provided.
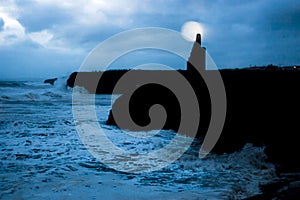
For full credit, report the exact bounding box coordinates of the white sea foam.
[0,79,278,199]
[0,77,71,103]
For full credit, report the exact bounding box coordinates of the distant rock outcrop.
[44,78,57,85]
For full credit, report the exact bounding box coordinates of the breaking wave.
[0,79,279,199]
[0,77,71,103]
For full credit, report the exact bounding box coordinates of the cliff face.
[68,69,300,172]
[67,34,300,172]
[216,70,300,173]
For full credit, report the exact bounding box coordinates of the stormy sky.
[0,0,299,79]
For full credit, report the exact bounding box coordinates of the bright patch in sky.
[181,21,205,42]
[29,30,53,47]
[0,11,25,45]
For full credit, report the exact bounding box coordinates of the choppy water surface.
[0,79,278,199]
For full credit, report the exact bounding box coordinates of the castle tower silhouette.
[187,33,206,71]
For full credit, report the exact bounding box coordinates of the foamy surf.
[0,79,279,199]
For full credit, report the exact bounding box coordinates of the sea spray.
[0,80,279,199]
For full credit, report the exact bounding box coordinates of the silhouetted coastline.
[66,35,300,175]
[64,34,300,197]
[67,68,300,171]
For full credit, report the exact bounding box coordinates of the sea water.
[0,78,278,199]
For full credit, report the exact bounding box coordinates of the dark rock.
[105,70,300,173]
[67,34,300,173]
[106,83,182,132]
[44,78,58,85]
[69,70,300,173]
[246,176,300,200]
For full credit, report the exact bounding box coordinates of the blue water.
[0,78,278,199]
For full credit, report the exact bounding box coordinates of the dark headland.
[67,34,300,175]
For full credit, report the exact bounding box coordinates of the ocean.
[0,77,278,199]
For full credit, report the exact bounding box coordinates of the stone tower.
[187,33,206,72]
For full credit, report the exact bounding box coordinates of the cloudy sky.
[1,0,299,79]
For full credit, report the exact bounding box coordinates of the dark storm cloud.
[1,0,299,79]
[17,3,73,32]
[192,0,300,68]
[261,5,300,31]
